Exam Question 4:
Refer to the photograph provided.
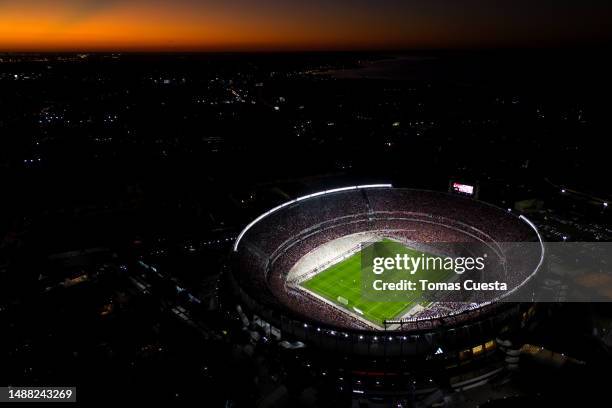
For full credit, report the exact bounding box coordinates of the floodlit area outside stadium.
[230,185,544,356]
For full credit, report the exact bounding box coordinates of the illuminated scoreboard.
[449,181,478,198]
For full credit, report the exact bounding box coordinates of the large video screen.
[451,182,475,196]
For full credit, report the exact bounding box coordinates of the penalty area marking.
[297,285,383,330]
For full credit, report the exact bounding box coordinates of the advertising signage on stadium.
[450,181,478,198]
[453,183,474,195]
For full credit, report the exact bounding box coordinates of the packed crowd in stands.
[233,187,542,332]
[412,303,462,320]
[366,189,535,243]
[243,190,368,255]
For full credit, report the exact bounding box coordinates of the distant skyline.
[1,0,611,51]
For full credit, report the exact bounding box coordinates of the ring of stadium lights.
[232,185,545,332]
[233,184,393,252]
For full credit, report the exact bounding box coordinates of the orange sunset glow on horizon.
[1,0,611,51]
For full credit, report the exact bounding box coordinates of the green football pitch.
[300,239,455,326]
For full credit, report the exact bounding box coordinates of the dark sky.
[1,0,611,50]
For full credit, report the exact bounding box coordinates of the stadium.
[230,185,545,357]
